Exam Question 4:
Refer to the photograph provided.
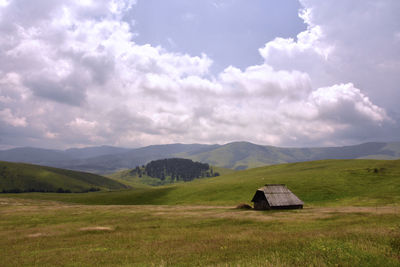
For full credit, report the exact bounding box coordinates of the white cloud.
[0,0,9,7]
[0,0,397,148]
[309,83,387,123]
[262,0,400,110]
[68,118,98,132]
[0,108,27,127]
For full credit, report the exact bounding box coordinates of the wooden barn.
[251,184,303,210]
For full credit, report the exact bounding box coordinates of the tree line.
[131,158,220,182]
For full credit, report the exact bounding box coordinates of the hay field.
[1,198,399,266]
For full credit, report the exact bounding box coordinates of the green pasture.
[1,159,399,266]
[6,159,400,206]
[0,161,127,193]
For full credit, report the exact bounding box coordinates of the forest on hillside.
[131,158,219,182]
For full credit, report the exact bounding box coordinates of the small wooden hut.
[251,184,303,210]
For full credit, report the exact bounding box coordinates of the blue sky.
[131,0,306,73]
[0,0,399,149]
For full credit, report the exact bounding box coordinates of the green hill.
[2,142,400,173]
[8,159,400,206]
[0,161,129,193]
[108,165,234,186]
[179,141,290,169]
[181,141,400,170]
[108,159,235,186]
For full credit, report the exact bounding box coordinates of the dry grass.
[79,226,114,231]
[0,197,399,266]
[26,233,47,238]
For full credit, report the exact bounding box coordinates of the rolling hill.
[0,161,129,193]
[0,145,130,166]
[8,159,400,206]
[54,143,220,173]
[109,159,235,186]
[182,141,400,169]
[0,144,218,173]
[0,141,399,173]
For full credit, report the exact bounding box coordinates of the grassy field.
[1,159,399,266]
[0,198,399,266]
[6,159,400,206]
[107,165,236,187]
[0,161,128,193]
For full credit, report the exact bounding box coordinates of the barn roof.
[252,184,303,207]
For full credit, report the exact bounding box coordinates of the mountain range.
[0,141,399,174]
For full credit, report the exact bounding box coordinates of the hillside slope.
[109,161,234,186]
[1,142,400,173]
[0,146,130,165]
[183,141,400,170]
[9,159,400,206]
[0,147,73,165]
[180,142,292,169]
[0,161,129,193]
[44,144,220,173]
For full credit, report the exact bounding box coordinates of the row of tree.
[0,187,100,194]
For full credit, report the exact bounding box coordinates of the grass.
[1,159,400,266]
[6,159,400,206]
[107,165,235,187]
[185,141,289,170]
[0,198,399,266]
[0,161,128,193]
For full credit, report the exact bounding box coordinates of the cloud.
[0,0,397,148]
[260,0,400,110]
[309,83,387,124]
[0,108,27,127]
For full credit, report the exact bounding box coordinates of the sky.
[0,0,399,149]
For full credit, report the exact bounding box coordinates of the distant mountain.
[0,147,73,165]
[0,142,399,173]
[183,141,400,170]
[64,146,130,159]
[53,144,220,173]
[0,161,128,193]
[0,145,130,167]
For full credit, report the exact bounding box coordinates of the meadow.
[0,161,128,193]
[6,159,400,206]
[1,159,400,266]
[0,198,399,266]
